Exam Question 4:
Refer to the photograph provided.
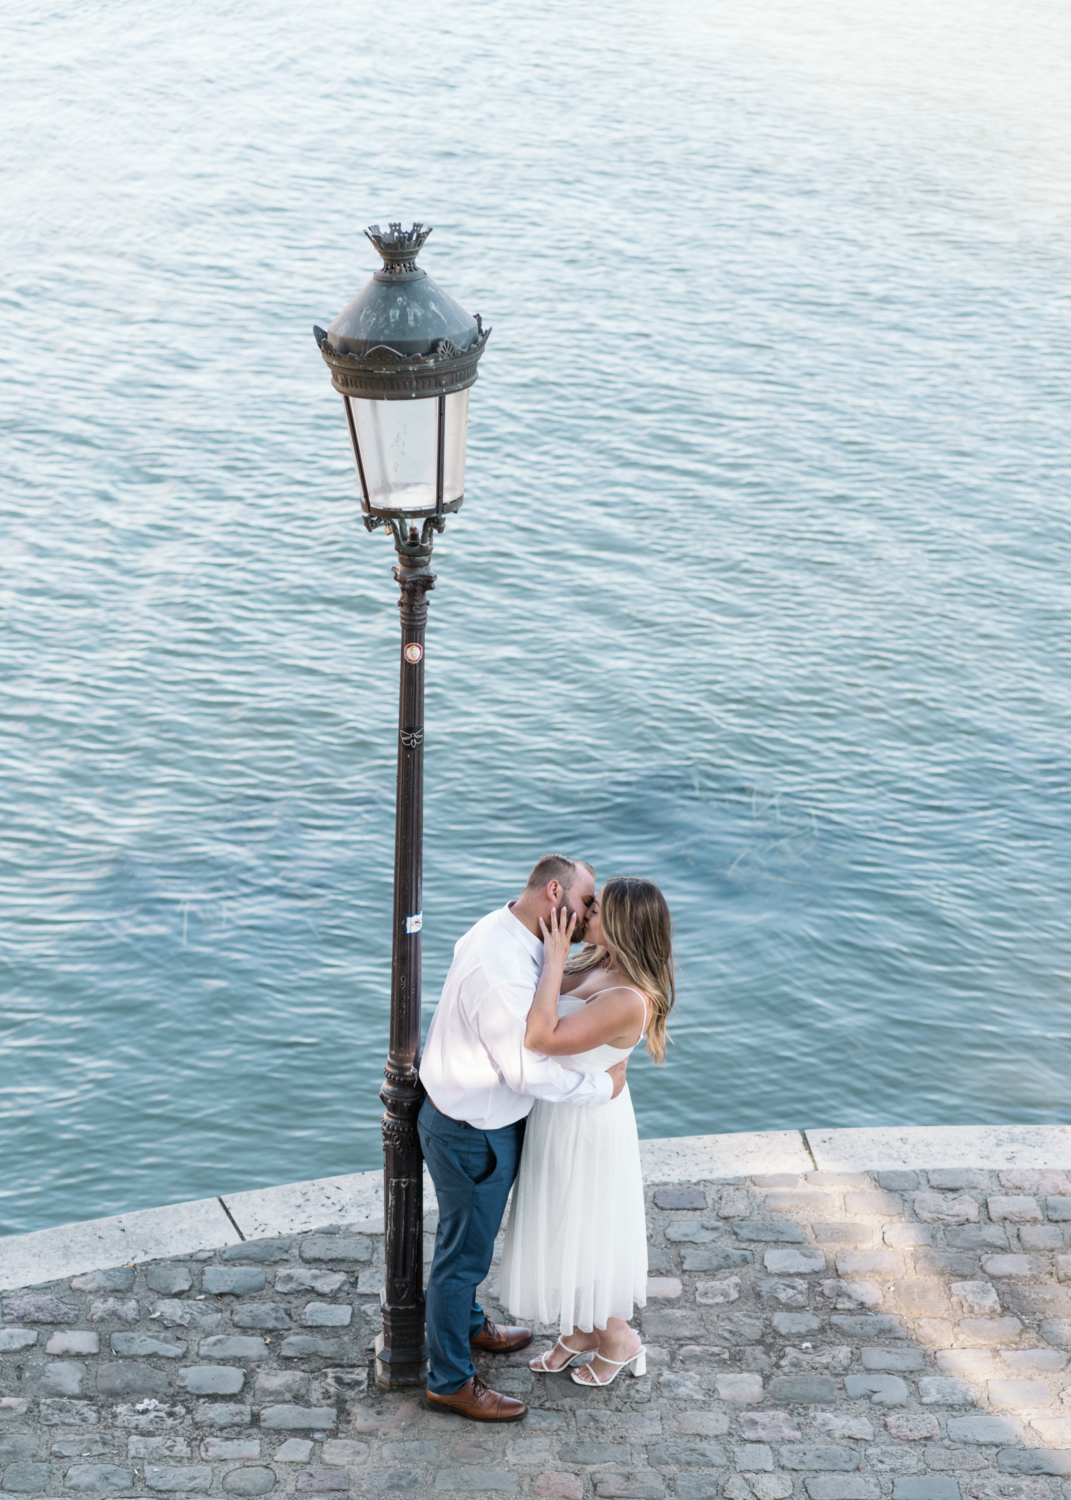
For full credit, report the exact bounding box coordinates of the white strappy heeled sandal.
[570,1343,647,1386]
[529,1336,594,1373]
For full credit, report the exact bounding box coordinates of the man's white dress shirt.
[419,904,613,1130]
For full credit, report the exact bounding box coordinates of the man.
[418,853,626,1422]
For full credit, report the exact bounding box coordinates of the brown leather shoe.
[469,1316,533,1353]
[424,1374,527,1422]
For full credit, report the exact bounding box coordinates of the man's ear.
[546,880,561,905]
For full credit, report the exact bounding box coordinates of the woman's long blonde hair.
[564,876,675,1064]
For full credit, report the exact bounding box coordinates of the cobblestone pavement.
[4,1167,1071,1499]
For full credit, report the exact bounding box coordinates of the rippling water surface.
[3,0,1071,1234]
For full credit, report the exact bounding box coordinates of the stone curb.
[3,1128,1070,1292]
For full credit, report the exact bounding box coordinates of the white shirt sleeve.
[475,984,614,1108]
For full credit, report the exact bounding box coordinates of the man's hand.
[608,1059,628,1099]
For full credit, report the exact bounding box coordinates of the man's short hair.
[524,854,596,894]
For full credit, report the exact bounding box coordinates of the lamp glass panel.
[442,388,470,505]
[348,396,437,512]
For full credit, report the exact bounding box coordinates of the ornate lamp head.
[314,223,490,541]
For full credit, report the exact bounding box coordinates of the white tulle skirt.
[498,1085,648,1334]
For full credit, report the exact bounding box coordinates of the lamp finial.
[365,222,433,275]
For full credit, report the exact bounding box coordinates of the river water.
[3,0,1070,1235]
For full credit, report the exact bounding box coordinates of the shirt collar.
[500,902,544,965]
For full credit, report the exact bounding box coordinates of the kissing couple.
[418,853,675,1421]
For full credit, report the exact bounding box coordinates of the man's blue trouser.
[417,1095,525,1394]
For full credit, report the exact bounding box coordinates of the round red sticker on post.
[404,643,423,664]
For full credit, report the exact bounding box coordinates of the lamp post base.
[373,1329,429,1389]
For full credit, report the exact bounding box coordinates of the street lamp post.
[313,223,489,1389]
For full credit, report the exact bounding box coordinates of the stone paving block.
[534,1478,585,1500]
[680,1248,752,1272]
[812,1225,875,1246]
[734,1442,775,1469]
[836,1249,904,1277]
[300,1305,352,1327]
[299,1237,371,1264]
[951,1283,1001,1316]
[719,1190,755,1217]
[295,1468,347,1491]
[70,1269,135,1293]
[319,1441,369,1465]
[1040,1318,1071,1346]
[733,1221,806,1243]
[203,1267,266,1296]
[653,1188,706,1210]
[779,1444,858,1469]
[845,1191,904,1216]
[886,1415,941,1441]
[1048,1199,1071,1222]
[256,1372,308,1400]
[0,1438,38,1462]
[666,1223,720,1244]
[989,1199,1043,1224]
[274,1440,313,1462]
[862,1348,926,1371]
[39,1398,99,1425]
[647,1440,728,1466]
[760,1277,808,1307]
[844,1374,908,1405]
[740,1411,802,1442]
[697,1277,741,1304]
[558,1441,632,1464]
[892,1480,961,1500]
[64,1462,135,1490]
[810,1414,874,1440]
[128,1436,193,1458]
[361,1471,422,1491]
[279,1336,352,1360]
[179,1367,245,1395]
[21,1360,85,1396]
[1005,1287,1071,1317]
[194,1406,252,1428]
[959,1317,1025,1344]
[221,1242,292,1263]
[45,1331,99,1356]
[830,1316,905,1338]
[986,1379,1050,1408]
[936,1349,995,1374]
[0,1398,31,1419]
[592,1477,665,1499]
[112,1332,186,1358]
[382,1442,436,1462]
[658,1372,702,1399]
[997,1451,1071,1476]
[1027,1417,1071,1444]
[647,1277,683,1298]
[259,1406,336,1430]
[878,1173,920,1192]
[1020,1226,1064,1250]
[772,1312,821,1335]
[145,1463,213,1489]
[967,1480,1054,1500]
[433,1471,517,1491]
[717,1374,764,1403]
[763,1190,835,1215]
[947,1414,1027,1444]
[885,1226,934,1248]
[3,1295,78,1324]
[53,1438,110,1456]
[224,1466,277,1493]
[946,1227,1008,1249]
[0,1329,38,1352]
[982,1257,1035,1278]
[146,1267,194,1295]
[915,1195,979,1225]
[1000,1171,1071,1195]
[769,1376,840,1404]
[764,1249,826,1274]
[1002,1349,1067,1371]
[89,1296,139,1322]
[676,1479,723,1500]
[927,1172,989,1191]
[2,1459,51,1490]
[202,1440,261,1459]
[805,1482,880,1500]
[199,1336,269,1361]
[274,1271,347,1295]
[232,1306,290,1330]
[673,1413,729,1436]
[918,1377,979,1404]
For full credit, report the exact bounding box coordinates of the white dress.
[498,989,648,1334]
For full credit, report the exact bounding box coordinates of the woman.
[497,876,674,1386]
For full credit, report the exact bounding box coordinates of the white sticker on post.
[405,912,423,934]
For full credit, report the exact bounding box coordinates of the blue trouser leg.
[418,1096,524,1394]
